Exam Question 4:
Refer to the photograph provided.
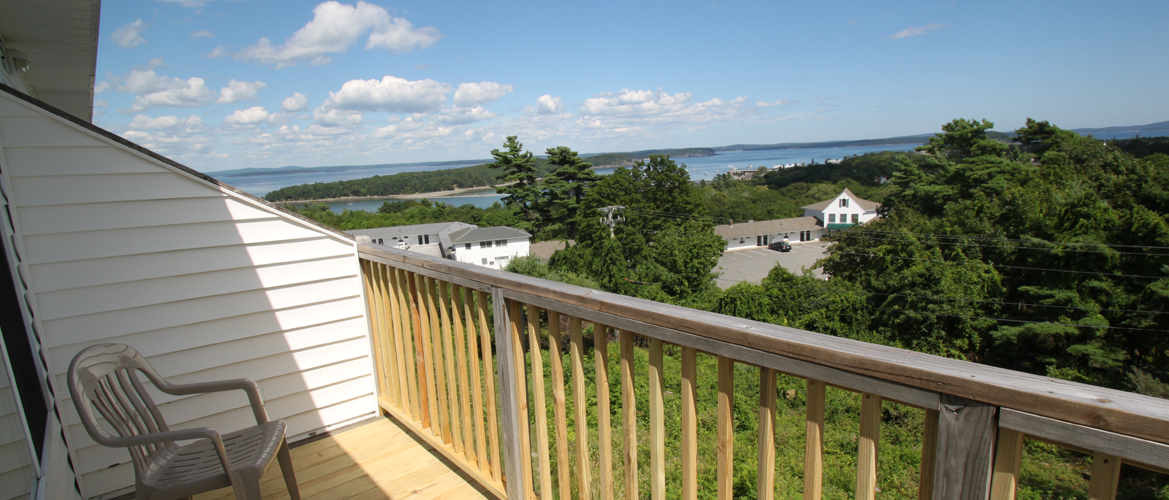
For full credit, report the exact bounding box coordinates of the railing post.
[493,287,526,500]
[931,395,997,500]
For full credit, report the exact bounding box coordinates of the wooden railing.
[358,244,1169,500]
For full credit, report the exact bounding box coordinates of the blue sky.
[93,0,1169,172]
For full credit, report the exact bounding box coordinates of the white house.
[715,217,825,251]
[801,188,880,229]
[447,226,532,269]
[0,5,379,498]
[348,223,531,269]
[347,222,475,258]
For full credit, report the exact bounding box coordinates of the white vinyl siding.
[0,92,375,499]
[0,344,36,500]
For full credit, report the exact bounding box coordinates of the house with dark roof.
[347,223,531,269]
[715,217,825,251]
[801,188,880,229]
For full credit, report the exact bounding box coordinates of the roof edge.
[0,84,354,242]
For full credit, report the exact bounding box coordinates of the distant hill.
[212,159,488,177]
[1070,120,1169,135]
[709,134,932,153]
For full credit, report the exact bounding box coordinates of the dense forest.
[263,147,713,202]
[288,122,1169,498]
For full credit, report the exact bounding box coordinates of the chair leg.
[277,438,301,500]
[230,469,264,500]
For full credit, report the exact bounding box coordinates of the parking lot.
[715,241,829,289]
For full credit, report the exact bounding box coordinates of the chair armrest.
[104,427,236,477]
[156,379,270,424]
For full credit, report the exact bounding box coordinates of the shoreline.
[274,185,502,205]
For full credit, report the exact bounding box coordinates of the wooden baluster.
[510,300,534,499]
[528,304,553,499]
[360,261,387,403]
[856,393,881,500]
[478,290,501,482]
[384,266,410,412]
[395,268,419,420]
[570,317,592,500]
[989,427,1023,500]
[548,311,571,500]
[649,339,666,500]
[374,264,399,409]
[620,330,638,500]
[758,368,776,500]
[804,378,826,500]
[681,347,698,500]
[494,289,526,500]
[437,280,461,450]
[426,277,451,443]
[408,272,434,430]
[452,284,473,460]
[717,356,734,500]
[463,286,486,470]
[919,409,939,500]
[1088,453,1122,500]
[596,323,614,500]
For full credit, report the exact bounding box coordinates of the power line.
[836,251,1169,280]
[865,292,1169,316]
[840,228,1169,251]
[869,307,1169,334]
[837,231,1169,255]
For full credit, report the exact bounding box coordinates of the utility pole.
[599,205,624,238]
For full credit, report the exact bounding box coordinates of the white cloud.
[94,81,110,94]
[282,92,309,111]
[438,106,497,125]
[224,106,270,125]
[236,1,441,68]
[581,89,694,116]
[127,76,216,111]
[888,23,946,39]
[453,82,513,107]
[216,79,267,103]
[147,57,165,68]
[313,107,363,127]
[535,94,563,115]
[157,0,209,7]
[326,76,449,113]
[128,114,202,130]
[190,30,215,38]
[111,20,148,48]
[117,69,174,94]
[94,99,109,107]
[207,45,231,58]
[756,99,789,108]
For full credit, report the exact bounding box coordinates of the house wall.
[722,230,824,251]
[0,339,36,500]
[454,237,530,269]
[0,91,377,499]
[804,193,877,225]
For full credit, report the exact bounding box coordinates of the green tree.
[542,146,599,240]
[489,136,540,231]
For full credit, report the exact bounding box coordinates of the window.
[496,239,507,247]
[482,258,488,265]
[418,235,423,245]
[480,241,493,248]
[465,243,472,250]
[377,238,383,244]
[828,214,836,223]
[840,198,849,208]
[852,214,859,223]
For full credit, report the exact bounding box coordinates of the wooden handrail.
[358,243,1169,447]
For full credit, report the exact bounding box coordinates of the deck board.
[192,417,496,500]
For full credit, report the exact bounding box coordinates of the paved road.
[715,242,830,289]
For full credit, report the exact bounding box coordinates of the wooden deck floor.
[194,416,497,500]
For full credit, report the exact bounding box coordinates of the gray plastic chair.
[68,343,301,500]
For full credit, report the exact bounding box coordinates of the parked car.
[768,241,791,252]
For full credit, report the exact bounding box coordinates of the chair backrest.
[68,344,173,473]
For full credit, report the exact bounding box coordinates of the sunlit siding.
[0,91,376,499]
